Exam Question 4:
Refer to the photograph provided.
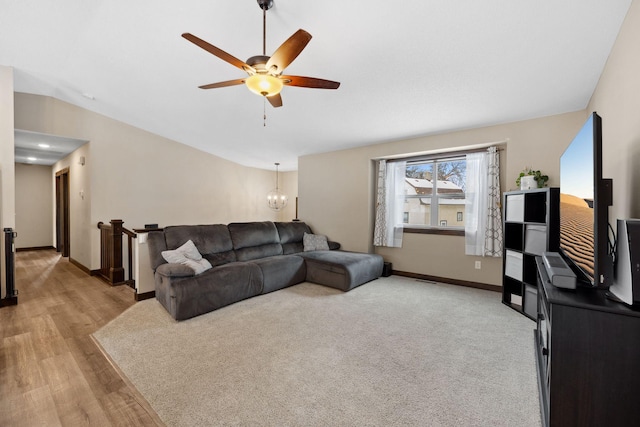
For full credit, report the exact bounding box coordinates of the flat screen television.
[559,112,613,288]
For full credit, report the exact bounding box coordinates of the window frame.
[401,155,466,232]
[386,147,488,236]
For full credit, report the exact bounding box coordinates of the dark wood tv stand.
[534,257,640,426]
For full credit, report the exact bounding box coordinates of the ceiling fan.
[182,0,340,108]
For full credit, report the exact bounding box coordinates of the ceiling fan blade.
[281,75,340,89]
[266,29,312,73]
[198,79,246,89]
[267,93,283,108]
[182,33,254,72]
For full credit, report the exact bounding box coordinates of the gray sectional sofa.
[147,221,384,320]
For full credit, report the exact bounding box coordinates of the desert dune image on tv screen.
[560,193,594,282]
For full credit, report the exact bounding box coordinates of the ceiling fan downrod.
[257,0,274,56]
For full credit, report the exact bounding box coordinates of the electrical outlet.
[475,261,482,269]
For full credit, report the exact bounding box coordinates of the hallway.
[0,250,162,426]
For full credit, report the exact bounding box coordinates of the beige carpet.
[93,276,541,426]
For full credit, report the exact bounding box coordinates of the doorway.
[55,168,70,257]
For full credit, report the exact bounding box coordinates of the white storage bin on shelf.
[505,250,523,281]
[506,194,525,222]
[524,285,537,317]
[525,225,547,255]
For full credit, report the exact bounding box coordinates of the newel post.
[110,219,125,284]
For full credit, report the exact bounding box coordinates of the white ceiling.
[14,130,88,166]
[0,1,632,171]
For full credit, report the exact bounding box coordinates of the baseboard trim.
[16,246,55,252]
[69,257,91,275]
[135,291,155,302]
[392,270,501,293]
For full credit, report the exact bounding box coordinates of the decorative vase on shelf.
[520,175,537,190]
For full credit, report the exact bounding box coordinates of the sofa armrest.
[328,241,341,250]
[156,263,195,277]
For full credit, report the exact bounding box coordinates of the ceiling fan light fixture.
[245,73,283,97]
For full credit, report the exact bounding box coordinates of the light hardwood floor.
[0,250,163,426]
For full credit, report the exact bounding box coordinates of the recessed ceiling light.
[27,157,37,161]
[38,143,50,148]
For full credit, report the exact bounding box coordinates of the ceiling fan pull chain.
[264,98,267,127]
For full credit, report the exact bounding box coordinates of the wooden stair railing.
[97,220,136,287]
[2,228,18,307]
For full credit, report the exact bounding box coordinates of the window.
[403,156,466,229]
[374,146,502,248]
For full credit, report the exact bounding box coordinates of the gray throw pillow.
[303,232,330,251]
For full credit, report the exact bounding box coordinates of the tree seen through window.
[403,157,466,228]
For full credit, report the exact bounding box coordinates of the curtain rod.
[375,139,508,163]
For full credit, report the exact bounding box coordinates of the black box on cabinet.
[382,262,392,277]
[609,219,640,306]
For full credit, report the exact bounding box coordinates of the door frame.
[55,167,70,257]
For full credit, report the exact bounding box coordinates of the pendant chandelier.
[267,162,288,211]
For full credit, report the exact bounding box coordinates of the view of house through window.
[403,156,466,228]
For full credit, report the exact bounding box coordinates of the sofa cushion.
[164,225,236,267]
[228,221,283,261]
[303,232,330,251]
[250,255,306,294]
[275,222,312,254]
[202,251,237,268]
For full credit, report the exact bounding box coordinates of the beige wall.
[298,0,640,287]
[52,143,91,266]
[0,65,15,299]
[299,111,587,286]
[15,163,53,249]
[15,93,290,270]
[588,0,640,221]
[279,170,299,221]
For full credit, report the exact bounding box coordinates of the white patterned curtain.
[484,147,503,256]
[373,159,406,247]
[465,147,503,257]
[373,160,388,246]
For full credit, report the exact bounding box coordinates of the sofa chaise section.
[300,250,384,292]
[274,221,381,291]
